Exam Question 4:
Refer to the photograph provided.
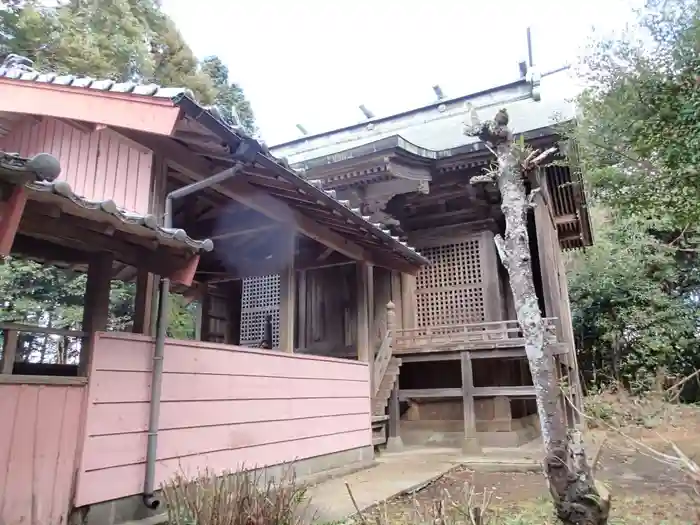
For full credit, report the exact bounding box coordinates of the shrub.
[161,464,311,525]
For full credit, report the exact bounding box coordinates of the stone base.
[462,435,482,454]
[72,446,374,525]
[386,436,404,452]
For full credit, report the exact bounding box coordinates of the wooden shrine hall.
[268,66,590,450]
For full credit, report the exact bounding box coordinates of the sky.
[160,0,643,146]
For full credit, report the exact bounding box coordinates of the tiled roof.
[0,54,190,99]
[0,54,429,269]
[0,151,214,253]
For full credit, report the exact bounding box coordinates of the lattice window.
[240,275,281,347]
[416,239,485,327]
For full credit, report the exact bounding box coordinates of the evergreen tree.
[201,55,256,134]
[0,1,257,345]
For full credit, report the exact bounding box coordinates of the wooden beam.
[11,234,89,265]
[472,385,536,397]
[398,388,462,399]
[126,130,378,265]
[19,212,196,280]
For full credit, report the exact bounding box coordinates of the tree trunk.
[464,107,611,525]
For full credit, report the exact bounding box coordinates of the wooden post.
[226,280,243,345]
[386,381,404,451]
[400,273,416,329]
[0,185,28,256]
[1,329,18,374]
[367,264,375,391]
[200,286,211,342]
[390,271,404,329]
[480,231,503,321]
[132,270,155,334]
[461,350,481,453]
[279,233,296,352]
[79,252,114,376]
[297,270,307,349]
[356,262,371,363]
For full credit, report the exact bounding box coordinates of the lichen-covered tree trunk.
[464,108,611,525]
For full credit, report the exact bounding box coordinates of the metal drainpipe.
[142,161,246,509]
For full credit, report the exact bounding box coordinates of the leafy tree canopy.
[0,0,253,348]
[568,0,700,396]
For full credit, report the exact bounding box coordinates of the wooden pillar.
[480,231,503,321]
[390,271,404,329]
[386,381,404,451]
[297,270,308,349]
[356,262,371,363]
[226,280,243,345]
[461,350,480,453]
[199,286,211,342]
[279,233,296,352]
[132,270,155,334]
[0,185,28,256]
[400,273,416,329]
[80,252,114,375]
[1,329,18,374]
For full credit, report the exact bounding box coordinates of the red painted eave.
[0,78,182,136]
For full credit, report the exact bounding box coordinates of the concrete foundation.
[71,445,374,525]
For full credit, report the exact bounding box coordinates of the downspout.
[142,137,261,509]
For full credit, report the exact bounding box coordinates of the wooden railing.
[373,301,395,396]
[1,322,87,376]
[393,318,558,354]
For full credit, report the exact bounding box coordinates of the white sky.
[160,0,643,145]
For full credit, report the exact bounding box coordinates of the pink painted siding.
[0,117,153,214]
[75,332,371,507]
[0,382,86,525]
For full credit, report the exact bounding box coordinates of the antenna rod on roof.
[359,104,375,119]
[526,27,534,67]
[296,124,308,135]
[432,84,445,100]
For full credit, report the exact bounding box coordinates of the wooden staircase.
[371,302,401,447]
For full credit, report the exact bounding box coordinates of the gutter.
[142,136,261,510]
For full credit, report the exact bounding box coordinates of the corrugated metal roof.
[270,71,576,165]
[0,151,214,253]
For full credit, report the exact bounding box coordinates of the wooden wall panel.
[0,117,153,214]
[74,332,371,507]
[0,383,86,525]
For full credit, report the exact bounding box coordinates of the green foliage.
[568,212,700,395]
[201,56,257,134]
[0,1,258,348]
[575,0,700,234]
[0,0,257,115]
[567,0,700,397]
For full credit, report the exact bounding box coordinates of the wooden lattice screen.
[415,238,486,327]
[240,275,281,347]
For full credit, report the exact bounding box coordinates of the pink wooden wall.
[74,332,372,507]
[0,117,153,214]
[0,382,86,525]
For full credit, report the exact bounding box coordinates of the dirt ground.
[364,395,700,524]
